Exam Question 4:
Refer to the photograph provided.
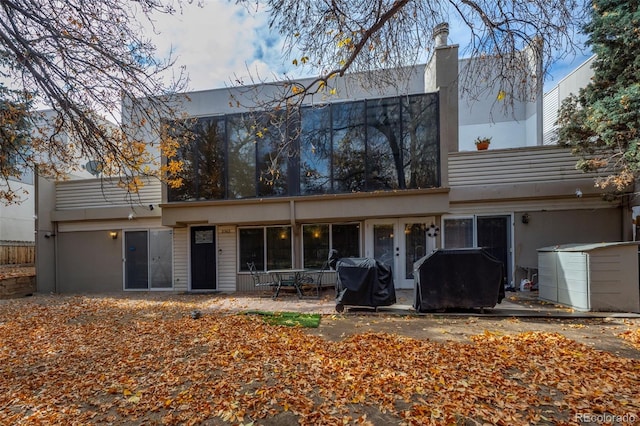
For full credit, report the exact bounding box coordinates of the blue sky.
[147,1,592,94]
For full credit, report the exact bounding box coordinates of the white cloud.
[145,2,588,94]
[146,1,291,92]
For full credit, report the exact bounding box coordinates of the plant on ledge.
[475,136,491,150]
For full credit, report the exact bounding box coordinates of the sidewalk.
[202,288,640,318]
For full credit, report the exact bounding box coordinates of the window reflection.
[257,112,288,196]
[366,98,402,190]
[167,117,226,201]
[300,107,331,195]
[228,114,257,199]
[403,95,440,188]
[167,93,440,202]
[332,102,366,193]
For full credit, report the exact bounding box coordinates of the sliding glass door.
[124,230,173,290]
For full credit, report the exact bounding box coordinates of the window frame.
[301,222,361,269]
[238,225,293,272]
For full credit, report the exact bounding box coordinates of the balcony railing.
[448,146,597,187]
[55,177,162,210]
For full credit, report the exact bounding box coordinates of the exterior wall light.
[109,231,118,239]
[521,213,530,224]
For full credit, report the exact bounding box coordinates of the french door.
[365,218,436,289]
[124,230,173,290]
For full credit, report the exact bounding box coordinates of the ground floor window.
[302,223,361,268]
[442,215,512,285]
[124,229,173,290]
[239,226,292,272]
[443,217,474,248]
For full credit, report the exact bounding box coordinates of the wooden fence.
[0,244,35,266]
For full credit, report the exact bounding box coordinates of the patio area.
[200,288,640,318]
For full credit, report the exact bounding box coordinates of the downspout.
[290,200,298,266]
[289,200,296,227]
[53,222,59,293]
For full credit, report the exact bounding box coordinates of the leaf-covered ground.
[1,295,639,425]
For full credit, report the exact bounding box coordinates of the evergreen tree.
[557,0,640,193]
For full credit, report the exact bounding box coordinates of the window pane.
[366,98,401,190]
[404,223,427,280]
[228,114,257,198]
[239,228,264,271]
[196,117,226,200]
[302,224,329,268]
[444,218,474,248]
[331,224,360,258]
[167,121,198,202]
[150,230,173,288]
[257,112,288,196]
[402,94,440,188]
[300,107,332,194]
[332,102,365,192]
[266,227,292,270]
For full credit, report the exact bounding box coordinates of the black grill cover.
[336,258,396,307]
[413,248,505,312]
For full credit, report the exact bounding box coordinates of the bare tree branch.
[0,0,194,204]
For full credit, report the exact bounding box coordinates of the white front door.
[365,218,436,289]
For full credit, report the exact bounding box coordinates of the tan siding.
[173,227,188,292]
[56,178,162,210]
[236,274,255,293]
[449,147,598,187]
[217,226,237,292]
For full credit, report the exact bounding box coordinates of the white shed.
[537,242,640,312]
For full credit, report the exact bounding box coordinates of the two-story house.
[35,31,629,294]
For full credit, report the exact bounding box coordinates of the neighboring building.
[35,32,630,294]
[0,169,35,246]
[542,55,596,145]
[1,138,35,265]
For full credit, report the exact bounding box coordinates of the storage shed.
[537,242,640,312]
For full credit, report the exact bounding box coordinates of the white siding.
[56,178,162,210]
[217,226,237,292]
[542,86,560,145]
[538,252,557,303]
[557,252,590,311]
[173,227,188,292]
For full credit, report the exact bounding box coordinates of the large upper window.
[167,93,439,202]
[300,106,331,195]
[333,102,366,192]
[227,114,257,199]
[168,117,226,201]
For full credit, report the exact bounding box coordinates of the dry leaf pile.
[620,327,640,350]
[1,296,639,425]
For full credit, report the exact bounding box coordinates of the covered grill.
[335,257,396,312]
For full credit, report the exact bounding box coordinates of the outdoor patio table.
[267,268,307,299]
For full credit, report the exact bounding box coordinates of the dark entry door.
[477,216,510,285]
[191,226,217,290]
[125,231,149,289]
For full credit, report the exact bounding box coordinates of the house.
[1,120,37,265]
[35,29,630,294]
[0,169,35,264]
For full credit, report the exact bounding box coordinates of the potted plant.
[475,136,491,150]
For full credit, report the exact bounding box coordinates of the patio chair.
[299,260,329,298]
[247,262,275,289]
